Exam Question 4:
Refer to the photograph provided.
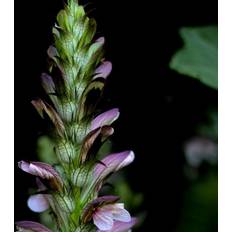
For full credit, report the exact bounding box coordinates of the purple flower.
[91,108,120,131]
[15,221,52,232]
[97,217,137,232]
[94,61,112,79]
[18,161,63,191]
[82,196,136,231]
[95,37,105,45]
[93,203,131,231]
[94,151,135,183]
[27,194,49,213]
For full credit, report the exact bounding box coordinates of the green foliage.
[197,110,218,141]
[40,211,55,231]
[170,26,218,89]
[177,171,217,232]
[37,136,57,164]
[114,177,143,210]
[97,140,112,159]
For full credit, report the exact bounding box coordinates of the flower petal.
[91,108,120,131]
[27,194,49,213]
[18,161,63,191]
[97,217,137,232]
[95,37,105,45]
[15,221,52,232]
[93,208,114,231]
[82,196,119,223]
[18,161,56,178]
[41,73,55,94]
[102,203,131,222]
[94,151,135,182]
[94,61,112,79]
[47,45,58,59]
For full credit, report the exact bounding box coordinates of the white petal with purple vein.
[93,208,114,231]
[101,204,131,222]
[97,217,137,232]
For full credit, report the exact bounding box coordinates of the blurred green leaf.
[97,140,112,159]
[40,211,56,231]
[197,110,218,141]
[114,177,143,210]
[170,26,218,89]
[177,172,217,232]
[37,136,58,164]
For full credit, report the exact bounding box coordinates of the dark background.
[15,0,218,231]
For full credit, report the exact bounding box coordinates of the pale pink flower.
[82,196,137,232]
[97,217,137,232]
[91,108,120,131]
[93,203,131,231]
[94,151,135,183]
[94,61,112,79]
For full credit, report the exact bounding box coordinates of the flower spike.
[16,0,137,231]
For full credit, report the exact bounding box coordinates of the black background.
[15,0,218,231]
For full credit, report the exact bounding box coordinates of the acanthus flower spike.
[16,0,138,231]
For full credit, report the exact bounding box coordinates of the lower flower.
[93,203,131,231]
[82,196,137,232]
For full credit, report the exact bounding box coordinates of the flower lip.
[91,108,120,132]
[94,150,135,183]
[82,196,133,231]
[82,195,120,224]
[27,194,49,213]
[94,61,112,80]
[95,37,105,45]
[96,217,138,232]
